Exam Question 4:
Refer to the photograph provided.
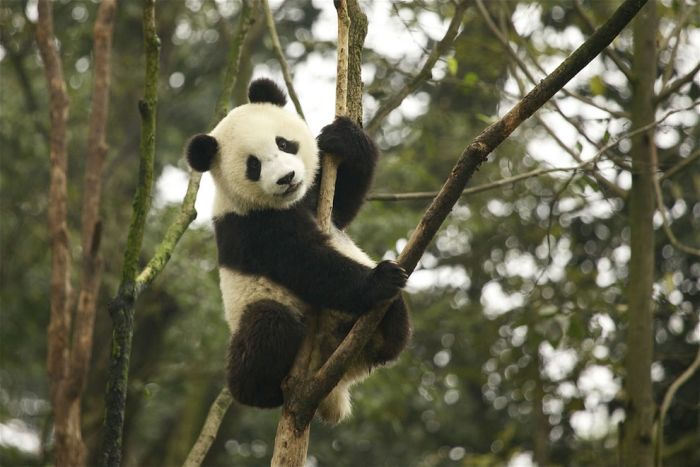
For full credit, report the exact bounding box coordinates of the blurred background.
[1,0,699,465]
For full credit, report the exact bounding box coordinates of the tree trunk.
[621,1,657,466]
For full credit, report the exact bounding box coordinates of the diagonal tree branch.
[182,388,234,467]
[286,0,650,432]
[365,0,469,134]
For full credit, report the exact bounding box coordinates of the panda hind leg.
[227,299,306,408]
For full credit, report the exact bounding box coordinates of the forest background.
[1,0,699,466]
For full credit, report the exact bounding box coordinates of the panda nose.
[276,171,295,185]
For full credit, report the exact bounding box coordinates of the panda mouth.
[276,182,301,197]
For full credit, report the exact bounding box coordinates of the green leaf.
[589,75,606,96]
[447,56,459,76]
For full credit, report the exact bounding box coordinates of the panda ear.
[186,134,218,172]
[248,78,287,107]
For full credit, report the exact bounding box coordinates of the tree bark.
[621,1,657,466]
[101,2,160,465]
[37,0,116,465]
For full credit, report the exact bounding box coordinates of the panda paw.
[367,260,408,305]
[317,116,373,163]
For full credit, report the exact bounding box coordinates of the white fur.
[209,103,319,217]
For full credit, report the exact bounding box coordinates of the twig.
[655,62,700,104]
[658,1,693,87]
[182,388,233,467]
[654,345,700,467]
[365,0,469,134]
[573,0,632,81]
[262,0,305,119]
[652,158,700,258]
[504,55,627,197]
[660,148,700,181]
[215,0,258,123]
[287,0,651,431]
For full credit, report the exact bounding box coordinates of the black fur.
[246,155,261,181]
[214,207,406,315]
[186,134,218,172]
[276,136,299,155]
[227,300,306,407]
[374,296,411,364]
[305,116,379,229]
[248,78,287,107]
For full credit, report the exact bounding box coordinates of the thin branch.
[660,148,700,181]
[655,62,700,104]
[502,53,627,197]
[182,388,233,467]
[573,0,632,81]
[655,345,700,467]
[535,114,627,197]
[262,0,305,119]
[652,161,700,258]
[658,1,693,83]
[365,0,469,134]
[68,0,116,401]
[489,0,628,119]
[287,0,651,430]
[215,0,258,122]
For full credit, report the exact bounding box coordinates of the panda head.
[186,78,319,215]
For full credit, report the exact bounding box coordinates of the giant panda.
[185,78,411,423]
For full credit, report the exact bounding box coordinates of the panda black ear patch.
[186,134,218,172]
[248,78,287,107]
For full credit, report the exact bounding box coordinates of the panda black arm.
[215,210,406,314]
[316,117,378,229]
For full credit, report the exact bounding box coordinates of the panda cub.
[186,78,410,423]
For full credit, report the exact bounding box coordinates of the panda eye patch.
[246,155,261,181]
[276,137,299,155]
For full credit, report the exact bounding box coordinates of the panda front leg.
[316,116,379,229]
[226,299,306,408]
[372,295,412,366]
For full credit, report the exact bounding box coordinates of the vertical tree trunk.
[621,1,657,466]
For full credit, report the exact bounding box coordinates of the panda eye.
[246,155,261,181]
[276,137,299,155]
